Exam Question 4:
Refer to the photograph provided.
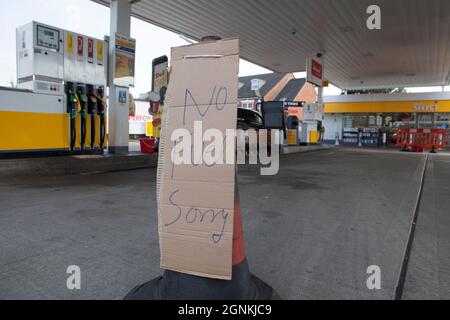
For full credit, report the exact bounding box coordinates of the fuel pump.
[66,82,79,151]
[76,85,88,151]
[96,86,106,151]
[318,121,325,144]
[7,22,107,155]
[87,85,98,150]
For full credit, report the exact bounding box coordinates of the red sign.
[88,38,94,63]
[307,56,324,87]
[311,59,323,79]
[77,36,84,56]
[88,39,94,58]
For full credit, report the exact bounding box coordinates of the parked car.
[237,108,265,130]
[237,108,272,156]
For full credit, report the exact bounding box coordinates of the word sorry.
[166,189,230,245]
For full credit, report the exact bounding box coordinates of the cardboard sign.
[157,38,239,280]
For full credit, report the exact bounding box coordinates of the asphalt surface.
[402,154,450,299]
[0,148,449,300]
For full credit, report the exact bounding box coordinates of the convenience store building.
[322,92,450,145]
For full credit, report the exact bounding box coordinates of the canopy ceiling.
[92,0,450,90]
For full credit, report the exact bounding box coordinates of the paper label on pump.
[97,41,104,66]
[67,32,74,55]
[88,38,94,64]
[77,36,84,57]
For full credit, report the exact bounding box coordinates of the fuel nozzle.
[67,86,78,120]
[96,86,107,151]
[87,86,98,115]
[97,86,104,98]
[76,87,88,119]
[66,82,78,151]
[96,86,106,114]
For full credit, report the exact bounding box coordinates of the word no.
[183,86,228,126]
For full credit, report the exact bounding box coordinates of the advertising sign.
[97,41,104,66]
[129,100,154,136]
[287,106,304,121]
[77,35,84,57]
[114,33,136,87]
[66,32,74,55]
[150,56,169,139]
[151,115,162,139]
[87,38,94,64]
[152,55,169,98]
[307,56,324,87]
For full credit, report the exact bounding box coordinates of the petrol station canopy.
[92,0,450,90]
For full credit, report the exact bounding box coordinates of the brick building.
[238,72,317,121]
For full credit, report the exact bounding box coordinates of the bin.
[140,138,156,154]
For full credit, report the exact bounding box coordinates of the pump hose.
[70,102,77,151]
[70,116,76,151]
[80,111,87,151]
[69,92,78,151]
[91,114,96,150]
[94,93,107,151]
[76,93,87,151]
[100,114,106,150]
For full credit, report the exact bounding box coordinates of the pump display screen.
[36,25,60,51]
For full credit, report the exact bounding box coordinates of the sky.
[0,0,279,96]
[1,0,446,97]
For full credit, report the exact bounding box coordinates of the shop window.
[436,113,450,130]
[241,100,254,110]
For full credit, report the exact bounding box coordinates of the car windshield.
[238,109,264,127]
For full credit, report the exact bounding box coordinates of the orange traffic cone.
[125,178,278,300]
[232,186,246,266]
